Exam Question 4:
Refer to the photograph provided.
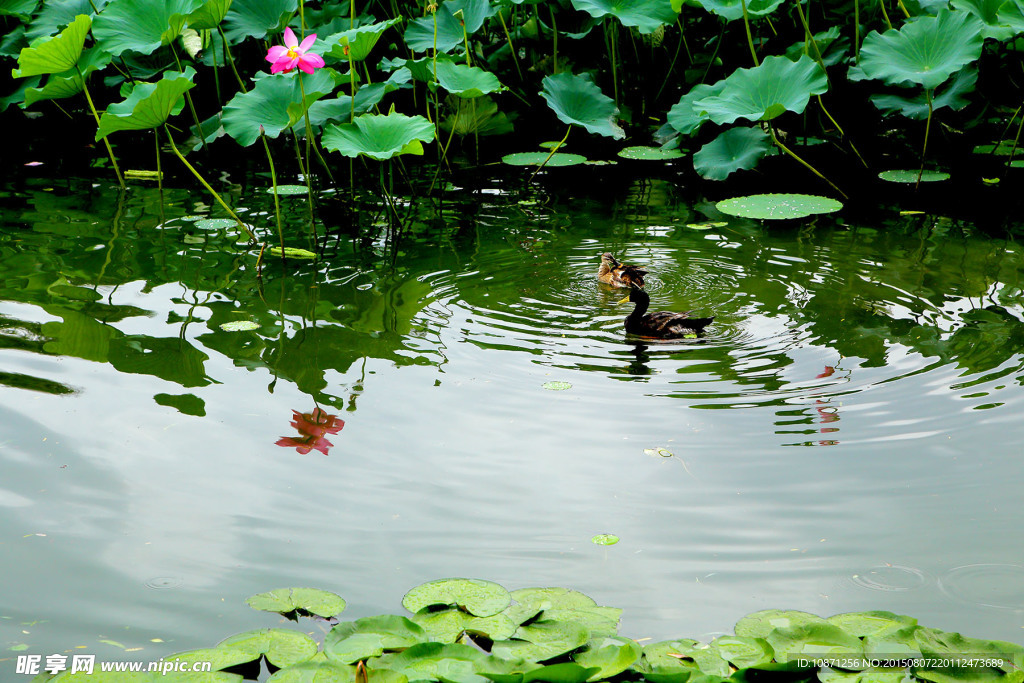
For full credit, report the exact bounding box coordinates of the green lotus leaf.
[402,578,511,617]
[707,635,773,669]
[162,647,258,671]
[266,185,311,196]
[824,612,917,638]
[974,140,1019,155]
[914,627,1024,674]
[492,620,591,661]
[952,0,1016,39]
[321,18,402,62]
[95,67,196,140]
[863,625,921,660]
[404,0,497,52]
[92,0,205,57]
[24,0,105,42]
[568,0,678,33]
[12,13,89,77]
[218,628,319,669]
[267,247,318,259]
[693,126,771,180]
[766,623,865,665]
[0,0,38,20]
[186,0,232,30]
[325,615,427,663]
[322,112,436,160]
[878,169,950,183]
[853,9,984,90]
[574,637,642,680]
[870,66,977,119]
[413,608,518,643]
[590,534,618,545]
[617,146,684,160]
[441,96,514,136]
[997,0,1024,33]
[22,46,111,107]
[510,588,598,611]
[246,588,347,617]
[519,663,599,683]
[715,193,842,220]
[542,609,621,638]
[222,69,336,146]
[223,0,296,41]
[642,639,730,677]
[375,642,490,683]
[667,82,726,135]
[540,72,624,139]
[433,61,505,98]
[502,152,587,166]
[694,55,828,125]
[689,0,783,21]
[816,668,908,683]
[267,661,358,683]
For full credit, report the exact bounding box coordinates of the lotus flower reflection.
[266,27,325,74]
[276,407,344,455]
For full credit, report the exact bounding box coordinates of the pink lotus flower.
[266,27,325,74]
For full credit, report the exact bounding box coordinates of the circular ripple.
[939,564,1024,609]
[145,576,183,590]
[849,565,929,592]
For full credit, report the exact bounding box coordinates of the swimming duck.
[598,253,646,288]
[621,286,714,338]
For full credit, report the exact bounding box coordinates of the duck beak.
[618,294,631,304]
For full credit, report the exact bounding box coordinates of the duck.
[621,285,714,338]
[598,253,646,288]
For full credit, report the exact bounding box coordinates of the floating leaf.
[575,637,642,680]
[218,628,319,669]
[220,320,261,332]
[510,588,598,611]
[267,247,318,259]
[735,610,827,638]
[493,620,592,661]
[413,608,518,643]
[715,193,843,220]
[267,185,310,195]
[826,612,917,638]
[222,70,336,147]
[568,0,678,33]
[542,380,573,390]
[404,0,496,52]
[322,112,436,160]
[325,615,427,662]
[695,55,828,125]
[246,588,347,617]
[194,218,240,230]
[707,635,774,669]
[878,170,950,183]
[693,127,771,180]
[973,141,1019,155]
[541,72,624,139]
[617,146,684,160]
[95,68,196,140]
[12,13,90,77]
[767,623,864,664]
[686,222,727,230]
[502,153,587,167]
[268,661,359,683]
[403,579,511,617]
[591,534,619,545]
[92,0,206,58]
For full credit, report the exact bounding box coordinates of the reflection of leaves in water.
[154,393,206,416]
[0,371,75,395]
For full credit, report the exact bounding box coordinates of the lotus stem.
[163,124,255,241]
[916,89,933,188]
[854,0,860,59]
[170,44,207,150]
[879,0,892,30]
[657,17,689,100]
[456,9,471,66]
[78,70,126,189]
[298,74,334,187]
[155,129,165,227]
[769,126,848,199]
[608,25,619,106]
[816,95,868,168]
[219,25,247,92]
[496,9,524,81]
[529,126,571,182]
[261,133,287,267]
[549,5,558,73]
[740,0,758,66]
[290,131,315,223]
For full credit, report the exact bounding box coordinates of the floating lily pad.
[218,628,319,669]
[220,320,261,332]
[267,247,318,259]
[493,620,592,661]
[542,380,572,390]
[617,146,684,160]
[502,153,588,167]
[591,534,619,546]
[413,608,518,643]
[246,588,347,618]
[195,218,240,231]
[715,193,843,220]
[325,615,427,662]
[735,610,827,638]
[686,221,727,230]
[973,141,1018,155]
[402,578,511,617]
[540,141,568,149]
[878,169,950,183]
[574,637,643,679]
[268,661,358,683]
[267,185,310,195]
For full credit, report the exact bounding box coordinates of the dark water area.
[1,162,1022,664]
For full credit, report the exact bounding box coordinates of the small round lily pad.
[402,578,511,617]
[542,381,572,390]
[715,193,842,220]
[267,185,310,196]
[220,320,260,332]
[878,169,950,183]
[539,141,568,150]
[686,221,727,230]
[195,218,241,230]
[246,588,347,617]
[502,152,587,167]
[617,146,684,160]
[591,534,619,546]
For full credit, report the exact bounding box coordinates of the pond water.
[1,169,1023,663]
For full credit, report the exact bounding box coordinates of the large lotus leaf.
[541,608,621,638]
[375,642,490,683]
[642,640,730,677]
[853,9,984,90]
[766,623,865,664]
[322,112,436,160]
[433,61,505,97]
[219,628,319,669]
[997,0,1024,33]
[863,625,921,659]
[22,46,112,106]
[413,608,518,643]
[540,72,624,139]
[12,13,89,77]
[404,0,497,52]
[689,0,784,21]
[222,69,336,146]
[491,620,591,662]
[914,627,1024,672]
[324,615,427,663]
[870,66,977,119]
[1,0,38,19]
[93,0,205,57]
[694,55,827,124]
[223,0,296,41]
[402,578,511,617]
[952,0,1016,38]
[715,193,843,219]
[667,81,726,135]
[95,67,196,139]
[568,0,678,33]
[573,637,642,680]
[246,588,347,617]
[381,53,457,82]
[826,612,917,638]
[25,0,106,41]
[693,126,771,180]
[267,661,358,683]
[321,18,401,62]
[510,588,598,611]
[707,636,774,669]
[186,0,232,30]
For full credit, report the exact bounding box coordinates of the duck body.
[598,253,646,288]
[623,286,713,338]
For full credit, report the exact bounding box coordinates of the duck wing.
[614,264,647,286]
[642,311,714,337]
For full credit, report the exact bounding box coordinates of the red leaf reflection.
[276,407,344,455]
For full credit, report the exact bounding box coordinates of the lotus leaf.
[246,588,347,617]
[952,0,1016,39]
[816,668,908,683]
[267,247,318,259]
[492,620,591,661]
[914,627,1023,671]
[0,0,37,20]
[642,639,730,677]
[766,623,864,665]
[12,13,89,77]
[161,647,257,671]
[222,70,336,146]
[375,642,490,683]
[267,661,358,683]
[997,0,1024,32]
[689,0,784,21]
[573,637,642,680]
[321,18,402,62]
[95,68,196,140]
[870,66,977,119]
[433,61,505,98]
[22,46,111,107]
[693,127,771,180]
[590,534,618,545]
[266,185,311,195]
[223,0,296,41]
[510,587,598,610]
[568,0,678,33]
[542,609,620,638]
[218,628,319,668]
[540,72,624,139]
[24,0,104,42]
[92,0,205,57]
[667,82,726,135]
[521,663,601,683]
[322,112,436,160]
[617,146,684,160]
[186,0,233,30]
[442,96,514,136]
[707,635,774,669]
[878,170,950,183]
[502,153,587,166]
[853,9,984,90]
[715,194,843,220]
[325,615,426,662]
[974,141,1019,155]
[694,55,828,125]
[413,608,518,643]
[402,578,511,617]
[404,0,496,52]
